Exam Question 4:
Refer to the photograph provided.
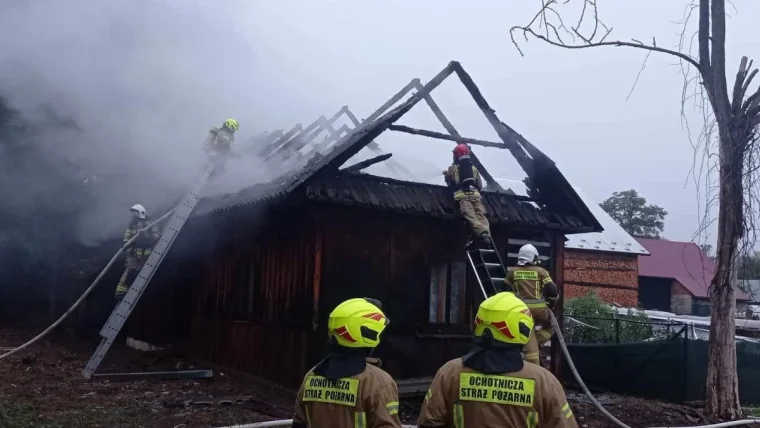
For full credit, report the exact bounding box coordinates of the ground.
[0,326,728,427]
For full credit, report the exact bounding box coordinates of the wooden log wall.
[190,210,315,387]
[564,248,638,307]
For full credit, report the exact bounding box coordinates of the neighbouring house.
[120,61,602,387]
[562,187,649,307]
[637,238,750,316]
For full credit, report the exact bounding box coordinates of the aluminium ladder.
[82,158,219,379]
[466,235,511,300]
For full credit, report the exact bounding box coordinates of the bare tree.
[510,0,760,419]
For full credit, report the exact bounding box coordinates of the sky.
[1,0,759,247]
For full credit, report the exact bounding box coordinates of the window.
[233,255,256,320]
[428,261,468,325]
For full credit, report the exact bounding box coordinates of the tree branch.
[509,26,702,71]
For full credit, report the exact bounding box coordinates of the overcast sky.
[237,0,760,246]
[3,0,759,246]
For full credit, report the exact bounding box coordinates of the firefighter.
[418,292,577,428]
[203,118,239,157]
[115,204,161,301]
[292,298,401,428]
[504,243,560,366]
[443,143,490,246]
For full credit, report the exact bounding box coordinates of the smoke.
[0,0,281,246]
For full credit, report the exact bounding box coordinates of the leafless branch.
[509,0,702,71]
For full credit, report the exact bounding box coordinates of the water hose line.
[0,210,174,361]
[547,311,760,428]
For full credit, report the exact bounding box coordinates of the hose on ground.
[210,421,417,428]
[0,210,174,361]
[548,311,760,428]
[216,318,760,428]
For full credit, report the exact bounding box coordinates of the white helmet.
[130,204,147,219]
[517,244,539,266]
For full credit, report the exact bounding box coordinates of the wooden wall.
[564,249,638,307]
[189,209,316,387]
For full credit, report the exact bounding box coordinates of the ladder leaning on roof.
[82,156,220,379]
[466,235,511,300]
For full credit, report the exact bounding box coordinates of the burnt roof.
[306,173,591,232]
[193,99,416,217]
[191,60,602,235]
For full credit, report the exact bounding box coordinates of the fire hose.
[3,221,760,427]
[212,311,760,428]
[0,210,174,361]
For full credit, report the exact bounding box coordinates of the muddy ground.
[0,326,729,427]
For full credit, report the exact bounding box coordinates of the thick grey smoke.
[0,0,279,245]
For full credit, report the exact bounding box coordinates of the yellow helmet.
[474,292,534,345]
[328,298,389,348]
[224,118,240,132]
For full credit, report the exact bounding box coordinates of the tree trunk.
[706,123,744,419]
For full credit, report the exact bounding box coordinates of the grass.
[0,399,149,428]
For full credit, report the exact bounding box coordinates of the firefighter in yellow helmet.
[505,244,560,366]
[204,118,239,157]
[292,298,402,428]
[418,292,577,428]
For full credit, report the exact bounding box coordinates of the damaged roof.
[306,173,590,230]
[192,60,602,234]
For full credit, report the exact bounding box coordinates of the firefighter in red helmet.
[443,144,490,246]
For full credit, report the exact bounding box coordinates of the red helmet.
[452,144,470,159]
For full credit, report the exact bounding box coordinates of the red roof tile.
[636,238,750,300]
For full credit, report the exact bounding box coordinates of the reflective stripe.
[537,329,553,341]
[354,411,366,428]
[562,402,573,419]
[524,352,540,363]
[523,299,547,309]
[115,283,129,294]
[452,164,480,200]
[453,403,464,428]
[386,401,399,415]
[527,410,538,428]
[424,388,432,401]
[541,277,553,285]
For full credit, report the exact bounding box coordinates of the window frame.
[426,260,470,331]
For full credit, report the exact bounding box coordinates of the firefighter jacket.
[444,162,483,200]
[293,358,402,428]
[505,265,559,309]
[418,357,577,427]
[124,220,160,259]
[204,126,235,154]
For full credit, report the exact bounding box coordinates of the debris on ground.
[0,326,295,428]
[0,326,731,428]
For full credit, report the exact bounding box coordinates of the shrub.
[564,290,653,343]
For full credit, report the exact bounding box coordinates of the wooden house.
[126,61,602,388]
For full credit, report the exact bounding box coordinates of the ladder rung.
[490,277,505,283]
[483,262,501,269]
[479,249,496,254]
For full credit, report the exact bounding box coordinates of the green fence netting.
[563,327,760,404]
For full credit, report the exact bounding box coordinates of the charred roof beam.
[341,153,393,174]
[342,105,415,179]
[388,125,504,148]
[450,61,534,177]
[406,64,504,192]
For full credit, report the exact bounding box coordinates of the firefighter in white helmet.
[115,204,161,301]
[504,244,560,365]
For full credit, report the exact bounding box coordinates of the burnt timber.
[122,60,602,388]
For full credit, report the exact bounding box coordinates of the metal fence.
[561,314,760,404]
